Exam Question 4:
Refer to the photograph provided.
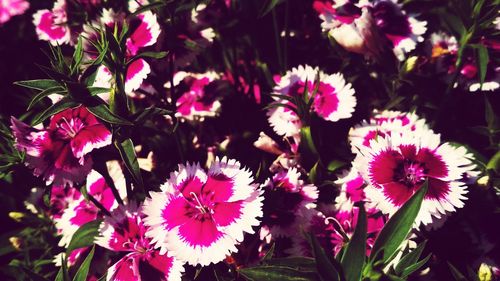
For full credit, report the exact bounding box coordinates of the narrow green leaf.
[27,86,66,110]
[308,233,341,281]
[327,160,346,173]
[447,262,469,281]
[14,79,60,91]
[476,44,489,86]
[73,246,95,281]
[401,253,431,278]
[92,40,108,66]
[263,257,316,270]
[115,138,144,190]
[262,243,276,261]
[395,240,427,275]
[55,255,70,281]
[31,97,80,126]
[134,106,173,124]
[72,37,84,73]
[369,181,428,264]
[341,205,367,281]
[486,150,500,173]
[128,51,168,64]
[484,96,498,130]
[259,0,284,18]
[239,266,319,281]
[66,220,101,254]
[87,101,133,125]
[88,87,111,96]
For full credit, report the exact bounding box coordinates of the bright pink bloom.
[353,130,476,226]
[260,168,318,238]
[268,65,356,138]
[0,0,29,24]
[33,0,71,45]
[143,158,263,266]
[11,106,111,186]
[96,204,184,281]
[166,71,222,121]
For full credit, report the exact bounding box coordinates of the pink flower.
[353,130,476,226]
[95,204,184,281]
[83,9,161,94]
[0,0,29,24]
[260,168,318,238]
[33,0,71,45]
[11,106,111,186]
[143,158,263,266]
[165,71,222,121]
[268,65,356,138]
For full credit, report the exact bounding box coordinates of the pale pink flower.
[11,106,111,186]
[0,0,29,24]
[143,158,263,266]
[96,204,184,281]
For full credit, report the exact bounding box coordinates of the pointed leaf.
[27,86,66,110]
[55,255,70,281]
[239,266,319,281]
[395,240,427,275]
[115,138,144,191]
[66,220,101,254]
[262,243,276,261]
[128,51,168,65]
[72,246,95,281]
[86,99,133,126]
[31,97,80,126]
[72,37,84,73]
[308,233,342,281]
[341,205,367,281]
[447,262,469,281]
[263,257,316,270]
[14,79,60,91]
[476,44,489,86]
[369,181,428,264]
[401,253,431,278]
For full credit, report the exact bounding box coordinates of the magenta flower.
[33,0,71,45]
[95,204,184,281]
[165,71,222,121]
[260,168,318,238]
[268,65,356,138]
[0,0,29,24]
[354,130,476,226]
[11,106,111,186]
[143,158,263,266]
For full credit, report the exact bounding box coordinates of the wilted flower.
[354,130,476,226]
[11,106,111,186]
[260,168,318,238]
[33,0,71,45]
[143,158,263,266]
[268,65,356,138]
[96,204,184,281]
[0,0,29,24]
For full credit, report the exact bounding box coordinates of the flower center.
[395,160,426,187]
[56,117,84,139]
[190,192,209,214]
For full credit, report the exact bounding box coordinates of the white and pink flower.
[165,71,222,121]
[260,168,318,239]
[96,203,184,281]
[33,0,71,45]
[268,65,356,138]
[353,129,476,226]
[11,106,111,186]
[0,0,29,24]
[143,158,263,266]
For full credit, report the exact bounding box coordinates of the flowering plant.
[0,0,499,280]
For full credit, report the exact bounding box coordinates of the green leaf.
[86,100,133,125]
[20,267,50,281]
[31,97,80,126]
[487,150,500,173]
[239,266,319,281]
[14,79,60,91]
[134,106,173,124]
[327,160,346,173]
[72,37,84,73]
[484,96,498,130]
[55,255,70,281]
[341,205,367,281]
[369,181,428,264]
[262,243,276,261]
[66,220,101,254]
[476,44,489,86]
[394,240,427,275]
[115,138,144,190]
[73,246,95,281]
[259,0,284,18]
[308,233,341,281]
[263,257,316,270]
[128,51,168,64]
[88,87,111,96]
[401,253,431,278]
[447,262,469,281]
[27,86,66,110]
